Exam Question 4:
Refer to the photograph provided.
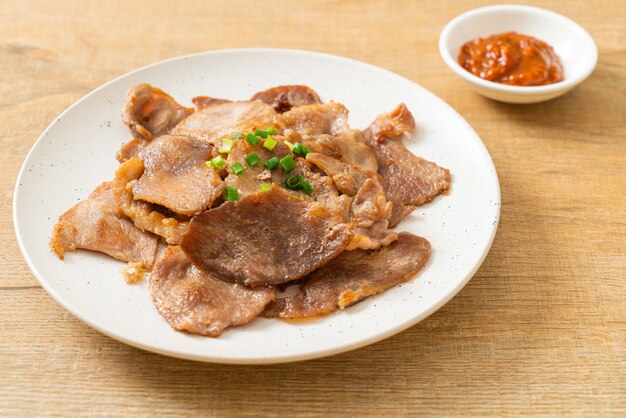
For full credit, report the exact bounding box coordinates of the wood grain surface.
[1,0,624,416]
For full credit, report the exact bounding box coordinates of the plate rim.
[13,48,500,364]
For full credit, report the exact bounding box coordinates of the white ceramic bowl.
[439,4,597,103]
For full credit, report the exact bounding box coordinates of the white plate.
[14,49,500,364]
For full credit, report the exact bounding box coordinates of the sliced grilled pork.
[223,135,293,197]
[50,182,158,266]
[362,104,451,227]
[263,232,430,318]
[306,152,372,196]
[346,178,397,250]
[133,135,224,216]
[180,186,351,287]
[224,138,350,221]
[112,158,189,244]
[171,101,276,147]
[306,153,395,249]
[274,102,350,136]
[151,246,274,337]
[122,83,193,140]
[251,85,322,113]
[302,131,378,173]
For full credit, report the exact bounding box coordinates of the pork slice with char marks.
[151,246,274,337]
[346,178,397,250]
[251,85,322,113]
[263,232,430,318]
[306,152,372,196]
[112,158,189,244]
[224,135,293,197]
[302,131,378,173]
[362,104,451,227]
[132,135,224,216]
[180,186,351,287]
[274,102,350,136]
[171,101,276,147]
[306,153,396,250]
[50,182,158,267]
[224,138,350,221]
[122,83,194,141]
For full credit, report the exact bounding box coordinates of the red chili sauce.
[458,32,564,86]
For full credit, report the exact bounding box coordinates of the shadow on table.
[475,63,614,137]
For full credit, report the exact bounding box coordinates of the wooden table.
[1,0,624,415]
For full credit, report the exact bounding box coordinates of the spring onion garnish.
[259,183,271,192]
[231,132,243,139]
[218,139,234,153]
[263,136,277,151]
[245,152,261,167]
[301,180,314,195]
[292,143,310,157]
[254,129,269,138]
[285,175,304,190]
[231,162,245,175]
[210,155,226,169]
[225,186,239,201]
[245,133,260,147]
[284,140,295,152]
[280,155,296,172]
[264,156,279,170]
[267,126,277,136]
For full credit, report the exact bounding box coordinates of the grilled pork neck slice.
[112,158,189,245]
[263,232,430,318]
[306,153,396,250]
[122,83,193,141]
[50,182,158,266]
[251,85,322,113]
[180,186,351,287]
[302,131,378,173]
[133,135,224,216]
[171,101,276,146]
[274,102,350,136]
[362,104,451,227]
[151,246,274,337]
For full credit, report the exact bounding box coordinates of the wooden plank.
[1,0,624,415]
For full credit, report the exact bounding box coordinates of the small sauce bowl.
[439,5,597,103]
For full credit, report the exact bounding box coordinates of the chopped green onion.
[264,156,279,170]
[245,152,261,167]
[280,155,296,172]
[210,155,226,169]
[267,126,277,135]
[263,136,277,151]
[204,161,211,168]
[218,139,234,153]
[245,133,260,146]
[284,140,295,151]
[231,132,243,139]
[301,180,313,195]
[285,175,304,190]
[231,162,245,175]
[292,143,310,157]
[254,129,269,138]
[225,186,239,201]
[259,183,271,192]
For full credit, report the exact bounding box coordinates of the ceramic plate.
[14,49,500,364]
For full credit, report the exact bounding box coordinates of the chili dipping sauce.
[458,32,564,86]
